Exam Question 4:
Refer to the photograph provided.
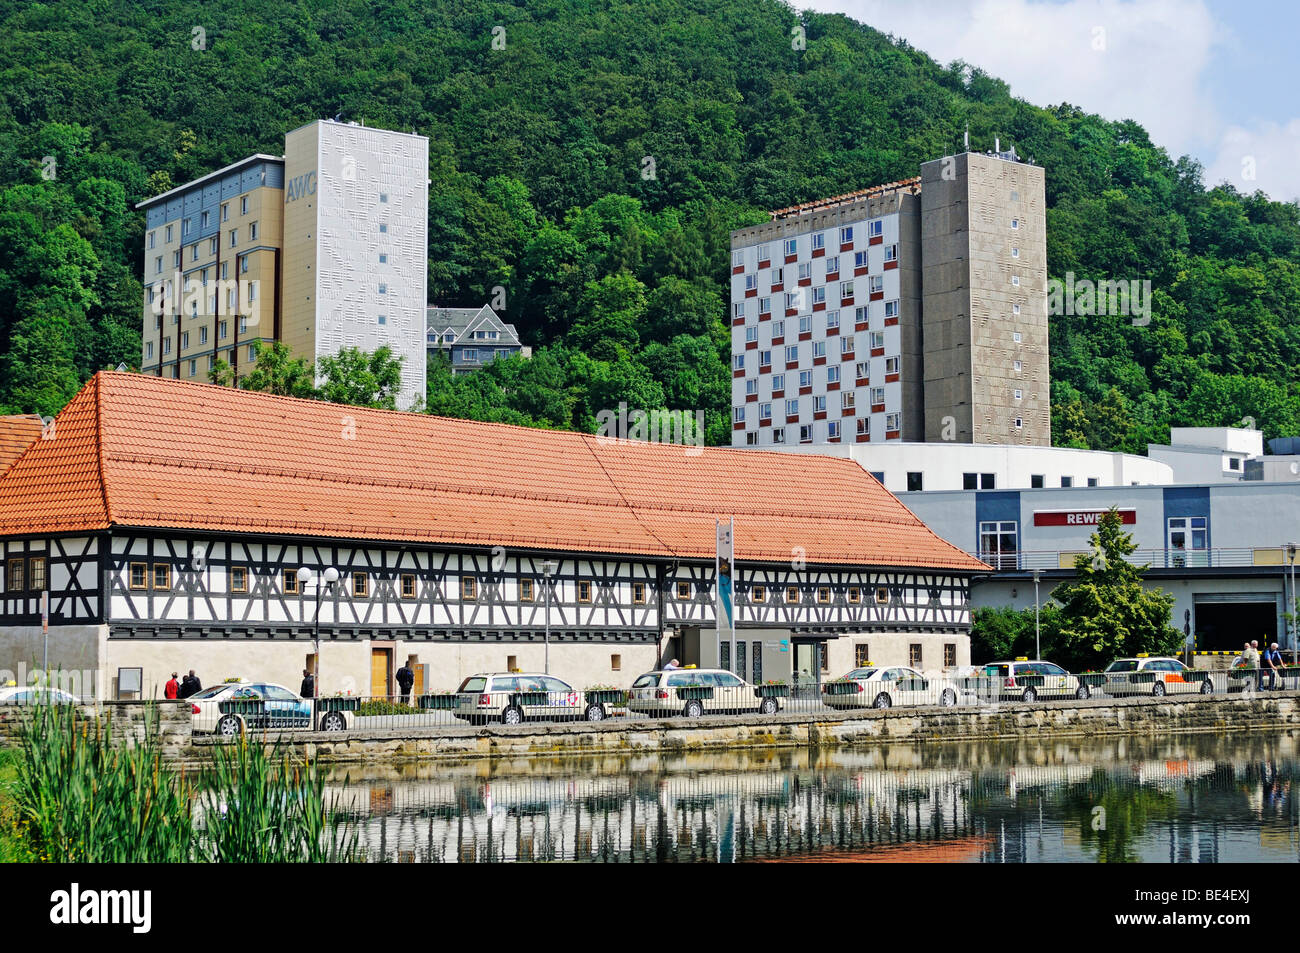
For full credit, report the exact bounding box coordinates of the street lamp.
[1032,569,1042,660]
[298,565,339,723]
[542,560,558,674]
[1288,544,1298,663]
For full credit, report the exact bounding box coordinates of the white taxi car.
[1101,657,1213,697]
[982,660,1089,702]
[625,669,781,718]
[820,666,958,710]
[190,679,352,736]
[452,673,582,724]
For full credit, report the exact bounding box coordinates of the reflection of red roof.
[750,835,991,863]
[0,415,42,474]
[0,373,986,571]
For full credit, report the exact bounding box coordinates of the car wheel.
[939,688,957,707]
[320,711,346,732]
[1152,681,1166,697]
[502,706,523,725]
[216,714,243,738]
[1075,685,1090,700]
[1021,687,1037,703]
[683,699,703,718]
[759,697,779,716]
[585,703,605,722]
[1200,679,1213,695]
[873,692,892,709]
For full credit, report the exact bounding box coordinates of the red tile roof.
[0,373,986,571]
[0,415,43,474]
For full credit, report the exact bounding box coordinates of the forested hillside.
[1,0,1298,448]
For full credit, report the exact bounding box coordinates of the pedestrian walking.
[1266,643,1284,691]
[300,668,316,698]
[164,672,180,699]
[396,661,414,705]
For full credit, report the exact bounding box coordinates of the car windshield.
[1105,660,1138,673]
[191,685,231,699]
[457,677,487,693]
[845,668,876,679]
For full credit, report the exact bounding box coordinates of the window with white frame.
[745,325,758,343]
[732,302,745,319]
[826,365,840,384]
[1013,360,1022,372]
[885,356,899,374]
[800,425,813,443]
[884,300,899,318]
[759,297,771,314]
[811,233,825,251]
[868,219,882,238]
[784,345,798,363]
[759,349,771,368]
[1014,389,1023,400]
[785,292,800,309]
[731,249,744,268]
[840,280,854,298]
[884,244,897,261]
[1011,247,1019,258]
[759,402,771,420]
[842,390,855,410]
[1011,275,1020,286]
[839,226,853,244]
[825,255,838,274]
[798,370,812,388]
[813,395,826,412]
[856,417,869,435]
[785,399,799,416]
[869,331,884,349]
[733,406,745,423]
[1011,218,1019,229]
[799,315,812,333]
[733,354,745,371]
[811,286,825,305]
[870,386,884,405]
[773,428,786,444]
[771,373,784,391]
[1013,331,1022,343]
[854,251,868,269]
[812,340,826,358]
[828,420,840,438]
[825,310,839,329]
[798,261,812,280]
[772,320,784,337]
[855,361,868,379]
[744,274,757,291]
[841,335,854,354]
[745,378,758,396]
[772,267,782,284]
[784,238,797,257]
[757,244,768,261]
[885,412,900,432]
[870,275,883,294]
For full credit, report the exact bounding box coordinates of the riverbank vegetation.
[4,702,355,862]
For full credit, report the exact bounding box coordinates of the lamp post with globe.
[298,566,339,727]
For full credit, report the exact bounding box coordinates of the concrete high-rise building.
[729,148,1048,448]
[137,119,429,409]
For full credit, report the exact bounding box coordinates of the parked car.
[0,686,81,705]
[452,673,583,724]
[190,680,351,736]
[1101,657,1213,697]
[625,668,782,718]
[821,666,958,710]
[981,660,1089,702]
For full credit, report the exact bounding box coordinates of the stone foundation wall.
[0,701,197,760]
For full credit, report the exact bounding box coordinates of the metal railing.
[978,547,1266,571]
[186,668,1299,738]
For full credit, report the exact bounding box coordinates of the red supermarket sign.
[1033,509,1137,527]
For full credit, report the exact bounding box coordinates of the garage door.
[1194,598,1277,652]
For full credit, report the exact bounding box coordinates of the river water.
[322,731,1300,862]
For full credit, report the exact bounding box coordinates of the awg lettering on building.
[0,373,987,697]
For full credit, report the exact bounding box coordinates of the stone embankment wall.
[0,701,197,760]
[189,692,1300,764]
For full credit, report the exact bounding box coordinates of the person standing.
[164,672,180,699]
[1244,641,1261,692]
[396,661,414,705]
[1265,643,1284,691]
[179,669,202,698]
[300,668,316,699]
[663,658,681,671]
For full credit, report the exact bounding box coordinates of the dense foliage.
[1,0,1298,443]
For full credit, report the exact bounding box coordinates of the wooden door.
[412,663,426,696]
[371,648,392,699]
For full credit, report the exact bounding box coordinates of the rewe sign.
[1033,509,1137,527]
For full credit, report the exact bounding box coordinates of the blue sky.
[803,0,1300,201]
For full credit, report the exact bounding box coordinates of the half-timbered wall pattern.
[0,532,971,638]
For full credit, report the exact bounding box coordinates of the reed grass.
[10,701,356,862]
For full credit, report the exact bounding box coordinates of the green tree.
[238,341,317,399]
[1050,509,1182,669]
[317,345,406,410]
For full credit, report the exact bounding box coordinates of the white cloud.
[1205,120,1300,202]
[800,1,1222,156]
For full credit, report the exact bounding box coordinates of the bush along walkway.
[6,702,357,862]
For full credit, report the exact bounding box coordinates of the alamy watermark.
[1048,271,1150,327]
[149,271,261,328]
[595,403,704,455]
[1,663,99,700]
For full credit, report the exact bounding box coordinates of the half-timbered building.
[0,372,985,698]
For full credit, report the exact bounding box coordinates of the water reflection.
[322,733,1300,863]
